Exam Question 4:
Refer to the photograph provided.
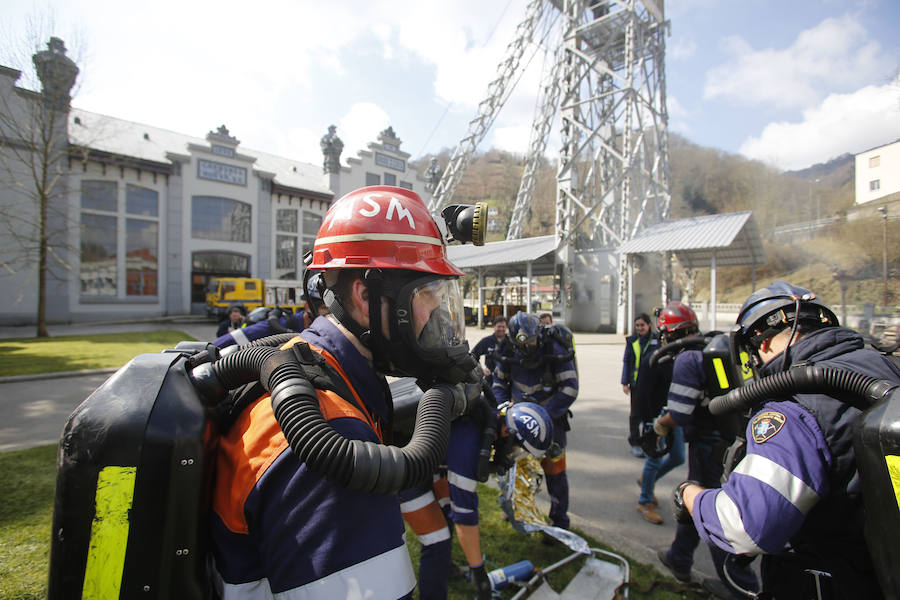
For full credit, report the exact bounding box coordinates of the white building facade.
[64,114,334,321]
[0,40,444,326]
[855,139,900,206]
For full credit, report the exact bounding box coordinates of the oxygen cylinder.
[487,560,534,590]
[853,386,900,598]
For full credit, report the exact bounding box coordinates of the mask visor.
[409,277,466,352]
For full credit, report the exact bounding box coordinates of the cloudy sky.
[2,0,898,172]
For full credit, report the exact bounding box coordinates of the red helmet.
[657,301,699,336]
[311,186,464,276]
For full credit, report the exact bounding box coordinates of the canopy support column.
[709,253,717,331]
[478,269,485,328]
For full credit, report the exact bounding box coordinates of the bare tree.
[0,25,81,336]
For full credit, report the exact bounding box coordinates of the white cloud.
[704,15,884,109]
[666,95,692,135]
[338,102,392,163]
[669,36,696,61]
[739,80,900,170]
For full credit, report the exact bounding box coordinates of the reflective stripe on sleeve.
[732,454,821,514]
[555,370,577,381]
[512,381,543,395]
[231,328,250,346]
[559,386,577,398]
[667,399,696,415]
[268,544,415,600]
[713,491,764,555]
[450,502,473,514]
[669,382,703,399]
[448,471,478,493]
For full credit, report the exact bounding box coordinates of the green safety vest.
[631,336,650,384]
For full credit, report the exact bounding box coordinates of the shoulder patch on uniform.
[751,410,786,444]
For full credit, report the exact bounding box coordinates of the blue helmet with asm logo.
[505,402,553,457]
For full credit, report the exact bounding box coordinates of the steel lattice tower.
[430,0,670,333]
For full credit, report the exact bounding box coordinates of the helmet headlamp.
[440,202,487,246]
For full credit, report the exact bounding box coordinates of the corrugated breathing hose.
[709,365,898,416]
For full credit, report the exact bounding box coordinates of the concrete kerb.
[0,368,118,384]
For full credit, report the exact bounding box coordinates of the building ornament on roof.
[32,37,79,110]
[207,124,240,147]
[320,125,344,174]
[424,158,443,193]
[377,126,401,150]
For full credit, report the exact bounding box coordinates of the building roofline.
[855,138,900,157]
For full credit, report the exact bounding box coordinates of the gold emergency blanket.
[497,456,589,554]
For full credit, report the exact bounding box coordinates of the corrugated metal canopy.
[446,235,557,276]
[617,211,765,268]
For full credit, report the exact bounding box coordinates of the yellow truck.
[205,278,305,319]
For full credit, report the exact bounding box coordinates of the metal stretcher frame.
[509,547,630,600]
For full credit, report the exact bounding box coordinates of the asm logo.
[328,193,415,230]
[520,415,540,434]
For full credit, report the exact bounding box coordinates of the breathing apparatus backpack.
[47,334,469,599]
[707,342,900,598]
[638,331,733,458]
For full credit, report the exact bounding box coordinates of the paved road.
[0,320,739,588]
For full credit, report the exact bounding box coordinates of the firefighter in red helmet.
[210,186,478,599]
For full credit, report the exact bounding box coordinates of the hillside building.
[853,139,900,218]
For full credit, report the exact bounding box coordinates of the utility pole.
[878,206,888,309]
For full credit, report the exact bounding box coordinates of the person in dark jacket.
[632,323,684,524]
[653,301,759,597]
[675,281,900,599]
[621,313,656,457]
[471,315,508,385]
[215,304,245,337]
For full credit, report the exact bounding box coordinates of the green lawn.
[0,445,56,600]
[0,330,197,377]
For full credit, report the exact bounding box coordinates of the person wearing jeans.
[638,421,685,520]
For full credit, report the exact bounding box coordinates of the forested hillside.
[413,134,897,306]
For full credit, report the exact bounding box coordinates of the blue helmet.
[736,280,838,348]
[509,311,540,355]
[246,306,272,325]
[505,402,553,457]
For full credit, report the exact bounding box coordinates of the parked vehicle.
[205,278,304,319]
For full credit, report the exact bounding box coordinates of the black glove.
[672,480,701,525]
[469,564,492,600]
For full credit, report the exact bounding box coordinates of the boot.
[637,503,663,524]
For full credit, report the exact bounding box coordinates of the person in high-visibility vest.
[621,313,657,457]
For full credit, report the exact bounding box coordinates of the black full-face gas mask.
[323,268,479,386]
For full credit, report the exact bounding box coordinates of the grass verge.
[1,443,711,599]
[0,330,197,377]
[0,444,56,600]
